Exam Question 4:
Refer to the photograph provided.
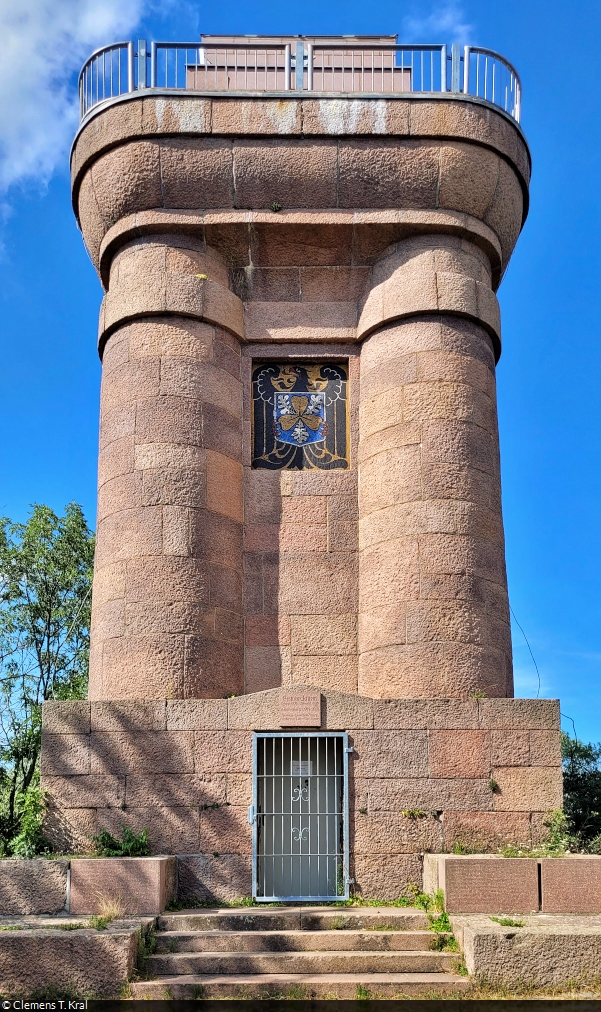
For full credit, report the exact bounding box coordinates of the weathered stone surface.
[0,920,141,997]
[541,857,601,914]
[0,859,68,915]
[426,855,539,914]
[42,700,91,734]
[177,853,252,903]
[456,913,601,987]
[70,856,176,915]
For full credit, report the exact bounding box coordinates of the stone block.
[351,730,429,779]
[125,774,226,808]
[492,766,563,812]
[442,811,533,852]
[429,729,491,778]
[0,859,68,915]
[244,645,283,692]
[458,914,601,987]
[42,700,91,734]
[199,805,252,855]
[97,806,200,855]
[353,853,423,901]
[41,733,90,776]
[529,729,562,766]
[228,688,282,730]
[0,921,140,998]
[490,728,530,767]
[373,698,480,730]
[194,730,253,773]
[541,857,601,914]
[177,852,252,904]
[321,689,373,730]
[291,654,358,694]
[352,811,443,854]
[69,856,177,914]
[89,731,195,774]
[226,773,252,806]
[166,698,228,730]
[43,774,124,809]
[205,450,243,523]
[479,697,560,729]
[290,614,357,655]
[44,804,98,854]
[367,777,492,813]
[427,855,540,914]
[90,700,166,731]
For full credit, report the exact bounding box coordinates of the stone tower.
[42,37,562,898]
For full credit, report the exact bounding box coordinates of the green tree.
[561,731,601,852]
[0,503,94,854]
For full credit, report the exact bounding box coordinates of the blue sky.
[1,0,600,740]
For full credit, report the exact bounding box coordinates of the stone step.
[147,948,456,976]
[131,971,470,999]
[155,928,443,953]
[158,905,429,933]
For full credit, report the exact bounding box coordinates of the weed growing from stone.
[356,984,371,998]
[92,825,150,856]
[490,915,525,927]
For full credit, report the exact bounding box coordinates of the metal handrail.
[78,39,522,124]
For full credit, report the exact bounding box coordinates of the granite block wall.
[41,690,562,900]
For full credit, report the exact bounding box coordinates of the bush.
[561,732,601,852]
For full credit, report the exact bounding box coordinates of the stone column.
[357,235,512,699]
[89,235,244,700]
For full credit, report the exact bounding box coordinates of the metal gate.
[249,732,350,902]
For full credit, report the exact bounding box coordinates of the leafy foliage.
[92,825,151,857]
[0,503,94,855]
[561,732,601,852]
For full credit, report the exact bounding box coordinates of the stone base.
[453,913,601,987]
[41,688,562,902]
[69,856,177,915]
[0,915,152,997]
[0,858,68,915]
[426,854,601,916]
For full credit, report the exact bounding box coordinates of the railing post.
[127,42,135,93]
[296,41,304,91]
[307,44,314,92]
[462,46,470,93]
[138,39,147,88]
[150,42,157,88]
[451,43,460,92]
[440,45,447,92]
[284,44,291,90]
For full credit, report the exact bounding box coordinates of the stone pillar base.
[41,689,562,902]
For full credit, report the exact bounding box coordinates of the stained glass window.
[252,363,349,470]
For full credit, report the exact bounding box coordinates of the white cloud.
[401,2,474,45]
[0,0,147,195]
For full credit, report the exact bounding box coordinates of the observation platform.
[79,34,521,127]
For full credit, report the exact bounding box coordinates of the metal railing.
[79,40,521,124]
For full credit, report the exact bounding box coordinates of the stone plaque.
[279,690,322,727]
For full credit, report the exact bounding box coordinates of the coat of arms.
[252,363,348,470]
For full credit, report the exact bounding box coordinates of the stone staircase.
[130,906,470,998]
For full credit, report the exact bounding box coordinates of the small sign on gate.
[279,690,322,727]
